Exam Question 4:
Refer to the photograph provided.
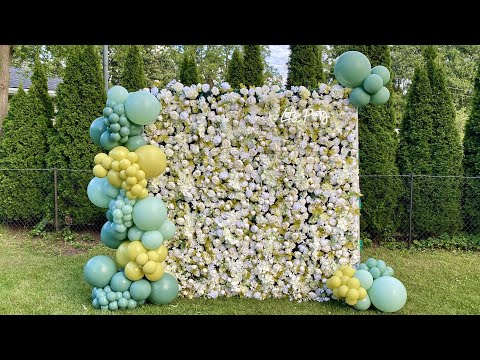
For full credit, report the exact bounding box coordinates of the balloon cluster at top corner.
[89,85,161,152]
[334,51,391,108]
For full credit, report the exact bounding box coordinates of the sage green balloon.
[132,197,168,231]
[357,263,369,271]
[83,255,117,288]
[110,271,132,292]
[100,221,123,249]
[334,51,371,88]
[128,122,144,136]
[103,181,120,198]
[349,87,371,108]
[371,65,390,85]
[128,225,144,241]
[100,131,120,151]
[107,86,129,103]
[382,266,395,277]
[141,230,164,250]
[369,267,381,279]
[124,91,161,125]
[365,258,377,268]
[353,294,371,311]
[363,74,383,94]
[354,269,374,290]
[125,135,147,152]
[371,86,390,105]
[87,177,114,208]
[368,276,407,313]
[148,273,179,305]
[90,117,107,146]
[130,279,152,301]
[376,260,387,273]
[159,219,176,241]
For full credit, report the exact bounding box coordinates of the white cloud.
[266,45,290,84]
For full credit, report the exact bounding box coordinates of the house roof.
[9,66,62,92]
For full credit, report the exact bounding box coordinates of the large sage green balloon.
[354,269,374,290]
[365,258,377,268]
[371,65,390,85]
[84,255,117,288]
[110,271,132,292]
[334,51,371,88]
[353,294,371,311]
[128,122,144,136]
[141,230,164,250]
[100,221,124,249]
[148,273,179,305]
[349,87,371,108]
[90,117,107,146]
[124,91,161,125]
[103,181,120,198]
[368,276,407,313]
[128,226,144,241]
[125,135,147,152]
[87,177,114,208]
[132,197,168,231]
[371,86,390,105]
[107,86,129,104]
[130,279,152,301]
[100,131,120,151]
[159,219,176,241]
[363,74,383,94]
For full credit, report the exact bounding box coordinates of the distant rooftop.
[9,66,63,92]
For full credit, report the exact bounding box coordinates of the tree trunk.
[0,45,12,135]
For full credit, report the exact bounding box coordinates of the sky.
[266,45,290,82]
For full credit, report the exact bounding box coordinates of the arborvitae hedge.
[243,45,264,87]
[120,45,146,91]
[29,55,54,125]
[226,48,244,88]
[286,45,325,88]
[179,49,199,85]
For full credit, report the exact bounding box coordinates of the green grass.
[0,227,479,314]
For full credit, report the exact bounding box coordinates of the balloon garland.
[85,86,179,311]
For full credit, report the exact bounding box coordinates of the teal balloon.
[130,279,152,301]
[349,87,371,108]
[365,258,377,268]
[109,222,127,240]
[138,300,146,306]
[354,269,374,290]
[128,121,144,136]
[103,181,120,198]
[118,297,128,309]
[104,286,112,293]
[100,130,120,150]
[127,299,137,309]
[100,221,123,249]
[370,87,390,105]
[92,298,100,309]
[103,107,113,117]
[141,230,164,250]
[357,263,369,271]
[353,294,371,311]
[132,197,168,231]
[125,135,147,152]
[106,99,117,108]
[109,132,121,142]
[128,226,144,241]
[119,127,130,137]
[382,266,395,277]
[363,74,383,94]
[90,117,107,146]
[124,91,161,125]
[122,291,131,300]
[108,301,118,311]
[334,51,371,88]
[98,296,108,306]
[368,276,407,313]
[376,260,387,273]
[110,271,132,292]
[159,219,176,241]
[87,177,114,208]
[83,255,117,288]
[115,291,123,301]
[109,122,121,132]
[114,104,125,116]
[119,115,129,127]
[108,86,129,104]
[95,290,106,299]
[148,273,179,305]
[371,65,390,85]
[100,305,109,311]
[369,267,381,279]
[106,291,117,302]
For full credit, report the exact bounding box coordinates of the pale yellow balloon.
[119,170,127,180]
[109,146,129,161]
[101,156,113,170]
[339,264,348,271]
[342,267,355,278]
[127,240,147,261]
[115,240,131,267]
[143,260,158,275]
[145,262,165,281]
[135,170,146,181]
[131,184,143,196]
[132,163,140,171]
[346,288,359,301]
[332,288,340,298]
[346,297,357,306]
[333,270,343,278]
[139,179,148,188]
[122,182,132,191]
[127,152,139,163]
[328,276,341,289]
[107,169,123,188]
[139,189,149,199]
[93,164,107,178]
[125,261,144,281]
[136,253,149,266]
[126,191,135,200]
[358,287,367,300]
[126,176,137,185]
[338,285,349,298]
[147,250,160,262]
[111,160,121,172]
[126,166,137,177]
[347,277,361,290]
[120,159,131,170]
[94,153,108,165]
[157,245,168,262]
[340,276,350,285]
[135,145,167,179]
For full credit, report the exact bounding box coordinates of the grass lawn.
[0,226,479,315]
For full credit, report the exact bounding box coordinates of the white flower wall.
[144,81,360,302]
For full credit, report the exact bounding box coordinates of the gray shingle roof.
[9,67,63,92]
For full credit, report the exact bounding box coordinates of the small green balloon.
[108,86,129,104]
[119,127,130,137]
[371,65,390,85]
[127,299,137,309]
[369,267,381,279]
[354,269,374,290]
[109,132,121,142]
[90,117,107,146]
[118,297,128,309]
[365,258,377,268]
[159,219,176,241]
[114,104,125,116]
[148,273,179,305]
[349,87,371,108]
[128,122,144,136]
[363,74,383,94]
[124,91,161,125]
[334,51,371,88]
[106,99,117,108]
[104,286,112,293]
[353,294,371,311]
[92,298,100,309]
[108,301,118,311]
[376,260,387,273]
[370,86,390,105]
[100,221,124,249]
[130,279,152,301]
[98,296,108,306]
[368,276,407,313]
[119,115,129,127]
[109,123,121,132]
[106,291,117,302]
[125,135,147,152]
[103,107,113,117]
[128,226,144,241]
[110,271,132,292]
[100,305,109,311]
[109,113,120,124]
[141,230,164,251]
[382,266,395,277]
[133,197,168,231]
[100,131,120,150]
[122,291,131,300]
[357,263,369,271]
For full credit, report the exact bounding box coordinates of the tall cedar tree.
[463,61,480,233]
[286,45,325,88]
[121,45,146,91]
[30,55,54,125]
[226,48,244,88]
[179,49,199,85]
[46,46,106,227]
[243,45,264,87]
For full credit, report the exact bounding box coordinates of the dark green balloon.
[148,273,179,305]
[363,74,383,94]
[349,87,371,108]
[125,135,147,152]
[370,86,390,106]
[90,117,107,146]
[334,51,371,88]
[100,131,120,151]
[371,65,390,85]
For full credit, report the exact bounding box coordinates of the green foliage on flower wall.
[286,45,325,88]
[179,49,199,86]
[226,49,244,88]
[243,45,264,87]
[121,45,147,92]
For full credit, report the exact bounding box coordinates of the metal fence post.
[408,173,413,248]
[54,168,59,232]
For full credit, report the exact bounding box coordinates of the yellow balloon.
[120,159,131,170]
[127,152,139,163]
[109,146,129,161]
[126,166,137,177]
[346,288,359,301]
[347,277,361,290]
[157,245,168,262]
[358,287,367,300]
[127,241,147,261]
[147,250,160,262]
[135,145,167,179]
[93,164,108,178]
[132,163,140,171]
[145,262,165,282]
[328,276,341,289]
[140,189,149,199]
[119,170,127,180]
[341,276,350,285]
[136,253,149,266]
[131,184,143,196]
[107,169,122,188]
[125,261,144,281]
[338,285,349,298]
[346,297,357,306]
[143,260,158,274]
[94,153,108,165]
[126,176,137,185]
[111,160,121,172]
[101,156,113,170]
[122,182,132,191]
[333,270,343,278]
[126,191,135,200]
[339,264,348,271]
[139,179,148,188]
[343,267,355,277]
[332,288,340,298]
[135,170,146,180]
[115,240,131,267]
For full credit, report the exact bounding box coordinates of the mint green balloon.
[127,299,137,309]
[103,181,120,198]
[124,91,161,125]
[365,258,377,268]
[354,269,374,290]
[369,267,381,279]
[363,74,383,94]
[349,87,371,108]
[110,271,132,292]
[357,263,369,271]
[141,230,164,250]
[159,219,176,241]
[371,65,390,85]
[334,51,371,88]
[371,86,390,105]
[106,291,117,302]
[128,122,144,136]
[87,177,114,208]
[108,86,129,104]
[128,225,144,241]
[92,298,100,309]
[100,221,123,249]
[376,260,387,273]
[368,276,407,312]
[382,266,395,277]
[130,279,152,301]
[132,197,168,231]
[100,130,120,151]
[125,135,147,152]
[353,294,371,311]
[90,117,107,146]
[148,273,179,305]
[83,255,117,288]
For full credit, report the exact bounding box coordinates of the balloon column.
[326,258,407,312]
[85,86,179,311]
[334,51,391,108]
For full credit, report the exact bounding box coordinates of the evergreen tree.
[179,49,199,85]
[120,45,146,91]
[243,45,264,86]
[286,45,325,88]
[46,46,106,227]
[226,48,244,88]
[29,54,54,125]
